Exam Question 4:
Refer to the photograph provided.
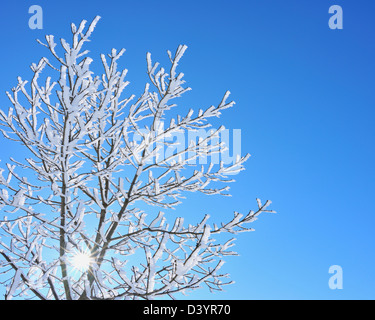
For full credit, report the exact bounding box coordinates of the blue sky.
[0,0,374,300]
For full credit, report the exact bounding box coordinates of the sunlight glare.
[70,250,93,272]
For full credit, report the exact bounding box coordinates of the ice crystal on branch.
[0,16,274,300]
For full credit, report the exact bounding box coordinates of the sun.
[70,249,93,273]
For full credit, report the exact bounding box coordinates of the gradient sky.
[0,0,374,300]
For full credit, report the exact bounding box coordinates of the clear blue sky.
[0,0,374,300]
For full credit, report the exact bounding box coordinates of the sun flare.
[70,249,93,272]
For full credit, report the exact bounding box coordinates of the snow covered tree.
[0,16,274,300]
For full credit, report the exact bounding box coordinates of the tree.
[0,16,274,300]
